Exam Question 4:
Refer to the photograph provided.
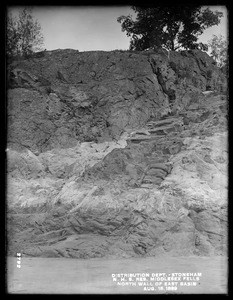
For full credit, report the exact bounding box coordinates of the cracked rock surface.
[7,49,228,258]
[7,49,226,152]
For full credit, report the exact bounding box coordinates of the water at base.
[7,256,228,294]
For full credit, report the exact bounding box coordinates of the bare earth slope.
[7,49,228,259]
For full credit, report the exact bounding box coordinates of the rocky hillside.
[7,49,228,258]
[8,49,226,151]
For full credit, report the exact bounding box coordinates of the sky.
[8,6,228,52]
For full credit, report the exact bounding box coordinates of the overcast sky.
[8,6,228,52]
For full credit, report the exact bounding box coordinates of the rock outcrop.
[7,49,226,152]
[7,49,228,259]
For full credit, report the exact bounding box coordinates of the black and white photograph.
[6,5,228,295]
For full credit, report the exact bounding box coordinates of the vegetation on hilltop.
[7,7,44,57]
[117,6,223,52]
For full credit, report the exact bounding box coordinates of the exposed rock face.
[7,49,228,259]
[7,49,226,152]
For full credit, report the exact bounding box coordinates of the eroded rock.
[7,49,226,152]
[7,49,228,259]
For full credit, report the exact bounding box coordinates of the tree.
[7,7,44,57]
[117,6,223,51]
[208,34,228,67]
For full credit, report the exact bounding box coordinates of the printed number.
[166,287,177,290]
[16,253,22,268]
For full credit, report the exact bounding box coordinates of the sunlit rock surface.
[7,49,228,258]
